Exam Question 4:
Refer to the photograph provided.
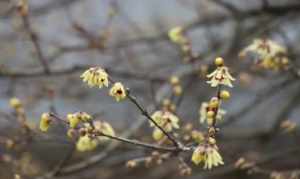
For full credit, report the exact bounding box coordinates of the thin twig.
[96,132,180,152]
[17,2,51,74]
[126,90,182,148]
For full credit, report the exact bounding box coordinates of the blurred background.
[1,0,300,179]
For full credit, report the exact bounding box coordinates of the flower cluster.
[93,120,115,141]
[76,135,98,152]
[81,67,127,102]
[192,57,234,169]
[199,99,226,125]
[150,110,180,141]
[207,57,235,88]
[191,138,224,169]
[39,109,115,152]
[76,121,115,152]
[239,39,289,71]
[67,112,92,128]
[80,67,109,88]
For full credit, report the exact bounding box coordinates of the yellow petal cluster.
[76,135,98,152]
[151,110,180,132]
[67,112,92,128]
[67,114,80,128]
[9,97,22,109]
[93,120,115,141]
[152,128,164,141]
[191,145,224,169]
[199,102,226,124]
[150,110,180,141]
[109,82,127,101]
[168,26,187,45]
[80,67,109,88]
[239,39,289,70]
[207,66,235,88]
[39,113,51,132]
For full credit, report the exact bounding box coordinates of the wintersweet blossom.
[80,67,109,88]
[39,113,51,132]
[150,110,180,132]
[67,112,92,128]
[191,144,224,169]
[207,66,235,87]
[168,26,188,45]
[239,39,289,70]
[93,120,115,141]
[240,39,286,59]
[152,128,164,141]
[76,135,98,152]
[109,82,127,101]
[67,113,80,128]
[9,97,22,109]
[199,102,226,124]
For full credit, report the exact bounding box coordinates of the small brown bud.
[16,0,28,16]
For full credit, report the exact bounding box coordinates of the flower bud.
[220,90,231,100]
[169,76,180,86]
[215,57,224,66]
[173,85,183,96]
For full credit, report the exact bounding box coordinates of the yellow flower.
[191,130,205,144]
[150,110,180,132]
[93,120,115,141]
[76,111,92,122]
[220,90,231,100]
[168,26,188,45]
[39,113,51,132]
[239,39,288,70]
[80,67,109,88]
[152,128,164,141]
[67,112,92,128]
[76,135,98,152]
[9,97,22,109]
[207,66,235,87]
[67,114,80,128]
[109,82,127,101]
[191,145,206,165]
[199,102,226,124]
[191,145,224,169]
[240,39,286,59]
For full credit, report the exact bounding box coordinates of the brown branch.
[17,2,51,74]
[126,90,183,149]
[95,132,180,152]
